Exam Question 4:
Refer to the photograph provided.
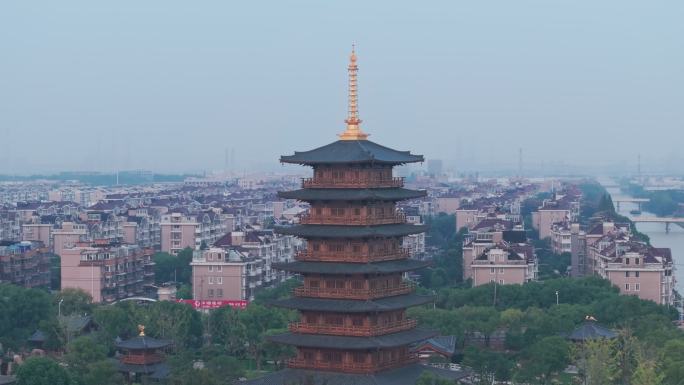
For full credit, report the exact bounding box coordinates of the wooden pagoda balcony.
[300,212,406,225]
[294,282,414,300]
[302,177,404,189]
[287,354,417,374]
[296,249,409,263]
[120,352,164,365]
[289,318,417,337]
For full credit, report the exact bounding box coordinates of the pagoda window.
[323,351,342,363]
[315,208,322,215]
[352,317,363,327]
[331,208,345,217]
[305,314,318,324]
[353,208,361,216]
[315,170,324,178]
[309,280,319,288]
[353,352,366,363]
[329,243,345,252]
[353,170,360,180]
[324,315,343,325]
[303,351,315,361]
[332,170,344,180]
[326,280,345,289]
[312,243,320,251]
[352,244,361,253]
[351,280,364,289]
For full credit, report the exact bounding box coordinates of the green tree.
[140,301,203,348]
[239,304,289,370]
[81,361,123,385]
[0,284,54,349]
[516,336,570,385]
[573,338,617,385]
[631,356,664,385]
[662,339,684,385]
[64,336,107,385]
[208,306,247,355]
[56,288,93,316]
[16,357,70,385]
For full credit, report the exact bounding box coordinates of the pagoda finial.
[339,44,369,141]
[138,324,145,336]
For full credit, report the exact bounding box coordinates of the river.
[604,186,684,291]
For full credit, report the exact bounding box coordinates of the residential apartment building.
[160,211,227,254]
[191,247,263,301]
[0,241,51,288]
[531,193,580,240]
[471,244,537,287]
[60,243,155,303]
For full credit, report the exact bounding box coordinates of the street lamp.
[58,298,64,317]
[555,290,559,305]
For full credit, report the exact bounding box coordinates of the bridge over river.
[630,216,684,233]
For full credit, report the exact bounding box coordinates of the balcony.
[302,177,404,189]
[121,353,164,365]
[287,354,416,374]
[300,212,406,226]
[294,282,414,300]
[289,318,416,337]
[296,249,409,263]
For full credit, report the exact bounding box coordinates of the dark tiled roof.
[567,321,617,341]
[242,363,468,385]
[28,330,46,343]
[269,293,434,313]
[278,188,427,202]
[280,140,424,165]
[116,336,172,350]
[273,259,428,274]
[268,328,436,349]
[413,335,457,356]
[275,224,427,239]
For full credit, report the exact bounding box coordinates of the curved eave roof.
[274,224,427,239]
[278,188,427,202]
[268,293,434,313]
[273,259,428,274]
[280,140,423,165]
[267,328,436,350]
[116,336,172,350]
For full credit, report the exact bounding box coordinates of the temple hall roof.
[275,223,427,239]
[116,335,172,350]
[280,140,424,165]
[567,320,617,341]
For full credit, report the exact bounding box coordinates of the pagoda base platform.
[242,363,469,385]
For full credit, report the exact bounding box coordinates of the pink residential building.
[191,247,263,301]
[471,244,537,287]
[22,223,52,247]
[60,243,155,303]
[52,222,88,257]
[532,196,579,240]
[160,213,199,254]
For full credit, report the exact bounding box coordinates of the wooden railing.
[121,353,164,365]
[302,177,404,189]
[296,249,409,263]
[289,318,417,337]
[294,282,414,300]
[287,354,417,374]
[300,212,405,225]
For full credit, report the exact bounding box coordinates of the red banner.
[177,299,248,310]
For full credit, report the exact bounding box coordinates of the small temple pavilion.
[246,48,466,384]
[566,316,618,342]
[116,325,172,383]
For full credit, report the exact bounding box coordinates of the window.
[625,271,630,277]
[354,208,361,216]
[499,279,504,285]
[209,266,214,272]
[499,268,505,273]
[625,284,630,291]
[216,289,223,298]
[208,289,214,298]
[635,258,640,265]
[625,258,630,265]
[217,266,222,272]
[208,277,214,284]
[309,280,319,288]
[352,245,361,253]
[490,268,495,274]
[312,243,320,251]
[353,353,365,363]
[635,283,640,291]
[635,271,640,277]
[216,277,223,284]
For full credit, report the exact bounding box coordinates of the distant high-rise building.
[427,159,443,177]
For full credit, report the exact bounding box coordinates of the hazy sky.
[1,1,683,175]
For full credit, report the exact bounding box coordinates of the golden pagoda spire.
[339,44,369,141]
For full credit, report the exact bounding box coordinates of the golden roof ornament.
[339,44,369,141]
[138,324,146,336]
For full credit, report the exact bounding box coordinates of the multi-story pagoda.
[247,48,466,384]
